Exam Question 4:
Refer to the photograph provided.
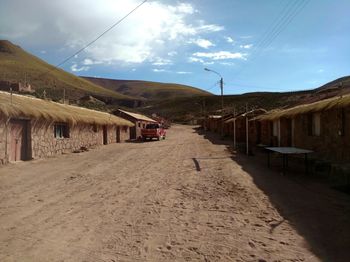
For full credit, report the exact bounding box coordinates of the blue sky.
[1,0,349,95]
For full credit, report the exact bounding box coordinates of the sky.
[0,0,349,95]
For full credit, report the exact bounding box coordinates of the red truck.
[141,123,166,141]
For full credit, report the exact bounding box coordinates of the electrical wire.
[37,0,148,79]
[235,0,310,81]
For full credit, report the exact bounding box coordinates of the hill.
[0,40,136,104]
[82,76,212,100]
[139,76,350,122]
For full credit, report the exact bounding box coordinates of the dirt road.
[0,125,342,261]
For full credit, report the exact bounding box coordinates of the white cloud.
[188,57,205,63]
[220,62,235,66]
[191,38,215,49]
[176,71,192,74]
[188,56,215,65]
[193,51,246,60]
[0,0,224,65]
[40,50,47,54]
[71,64,89,72]
[318,69,324,73]
[169,3,196,14]
[168,51,178,56]
[196,23,224,33]
[225,36,234,43]
[151,57,172,66]
[152,68,166,72]
[240,44,253,49]
[82,58,103,65]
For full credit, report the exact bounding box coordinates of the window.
[272,120,279,137]
[146,124,160,129]
[92,124,98,133]
[138,122,141,128]
[307,113,321,136]
[54,123,69,138]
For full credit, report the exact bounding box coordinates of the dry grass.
[0,91,134,126]
[257,95,350,121]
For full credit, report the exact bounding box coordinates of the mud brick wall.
[31,121,109,159]
[293,108,350,163]
[119,126,130,142]
[0,116,8,164]
[106,125,117,144]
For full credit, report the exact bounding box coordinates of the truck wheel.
[142,136,146,141]
[157,137,160,141]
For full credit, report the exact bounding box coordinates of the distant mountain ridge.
[82,76,212,100]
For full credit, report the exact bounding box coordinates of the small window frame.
[54,123,70,139]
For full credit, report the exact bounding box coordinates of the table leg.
[267,151,270,168]
[282,154,286,175]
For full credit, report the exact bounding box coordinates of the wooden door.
[10,120,28,161]
[130,126,136,139]
[116,126,121,143]
[103,126,108,145]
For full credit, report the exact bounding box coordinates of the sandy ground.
[0,125,349,261]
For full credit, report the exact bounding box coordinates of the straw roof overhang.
[225,109,267,123]
[224,116,235,123]
[0,91,134,127]
[207,115,222,119]
[117,109,157,123]
[256,95,350,121]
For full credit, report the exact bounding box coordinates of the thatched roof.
[0,91,134,126]
[257,95,350,121]
[117,109,156,122]
[225,109,267,123]
[207,115,222,119]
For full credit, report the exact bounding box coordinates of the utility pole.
[220,77,224,138]
[204,67,224,138]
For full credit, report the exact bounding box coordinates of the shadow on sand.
[194,126,350,262]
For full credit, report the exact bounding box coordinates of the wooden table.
[265,147,313,175]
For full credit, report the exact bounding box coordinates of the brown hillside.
[0,40,136,104]
[82,76,213,100]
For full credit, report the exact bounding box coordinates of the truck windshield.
[146,124,160,129]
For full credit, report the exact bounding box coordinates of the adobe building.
[205,115,222,132]
[0,80,34,93]
[256,95,350,163]
[0,91,133,165]
[113,109,157,139]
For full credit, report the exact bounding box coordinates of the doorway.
[103,126,108,145]
[116,126,121,143]
[9,119,30,161]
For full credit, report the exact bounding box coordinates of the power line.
[205,81,220,91]
[38,0,148,79]
[235,0,310,80]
